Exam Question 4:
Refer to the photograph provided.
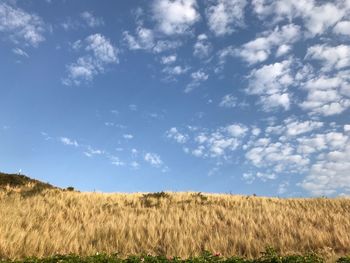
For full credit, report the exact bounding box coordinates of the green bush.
[140,192,170,208]
[337,256,350,263]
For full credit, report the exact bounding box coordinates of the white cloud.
[244,119,350,195]
[304,3,345,36]
[163,65,189,76]
[80,11,104,28]
[206,0,247,36]
[110,155,125,166]
[123,134,133,139]
[306,44,350,72]
[65,57,97,83]
[242,171,276,183]
[252,0,347,36]
[299,74,350,116]
[246,59,294,111]
[284,118,323,137]
[152,0,200,35]
[276,44,291,57]
[84,146,104,157]
[166,127,188,144]
[219,94,237,108]
[169,123,249,159]
[123,27,155,50]
[85,34,118,63]
[251,127,261,136]
[256,172,276,181]
[130,161,140,169]
[300,133,350,196]
[264,118,324,146]
[226,124,248,137]
[62,12,104,31]
[144,152,163,167]
[64,34,118,85]
[152,40,182,53]
[12,47,29,57]
[185,70,209,92]
[191,70,208,81]
[60,137,79,147]
[235,24,300,64]
[242,172,255,184]
[277,182,289,194]
[334,20,350,36]
[161,55,177,64]
[193,34,212,58]
[245,141,309,173]
[0,2,46,46]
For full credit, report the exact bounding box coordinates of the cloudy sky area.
[1,0,350,196]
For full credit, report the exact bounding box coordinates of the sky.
[1,0,350,197]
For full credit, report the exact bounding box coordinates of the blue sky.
[1,0,350,196]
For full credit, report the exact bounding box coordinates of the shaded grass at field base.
[1,249,349,263]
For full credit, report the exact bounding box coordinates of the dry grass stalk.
[0,190,349,260]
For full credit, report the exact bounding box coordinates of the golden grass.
[0,187,350,260]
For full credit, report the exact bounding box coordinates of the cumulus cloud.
[123,134,133,139]
[306,44,350,72]
[163,65,190,77]
[285,119,323,136]
[187,70,208,91]
[193,34,212,59]
[299,74,350,116]
[64,34,118,85]
[252,0,347,36]
[152,40,183,53]
[246,59,294,111]
[243,118,350,195]
[152,0,200,35]
[60,137,79,147]
[333,21,350,36]
[144,152,163,167]
[109,155,125,166]
[123,27,155,50]
[166,127,188,143]
[80,11,104,28]
[300,132,350,195]
[242,171,276,183]
[235,24,300,64]
[265,118,323,138]
[167,118,350,195]
[167,123,249,159]
[219,94,237,108]
[161,54,177,64]
[12,47,29,58]
[0,2,46,46]
[277,182,289,194]
[245,140,309,173]
[206,0,247,36]
[84,146,104,157]
[62,12,104,31]
[185,70,209,92]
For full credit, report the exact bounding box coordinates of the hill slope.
[1,181,350,260]
[0,172,55,189]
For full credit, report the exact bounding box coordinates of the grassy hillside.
[0,171,55,188]
[0,173,350,261]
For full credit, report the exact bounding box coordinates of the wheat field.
[0,187,350,260]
